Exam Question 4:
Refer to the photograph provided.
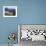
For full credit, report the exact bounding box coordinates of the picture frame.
[3,6,17,17]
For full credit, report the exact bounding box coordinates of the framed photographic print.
[3,6,17,17]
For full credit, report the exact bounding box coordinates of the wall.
[19,0,46,24]
[0,0,46,44]
[0,0,19,44]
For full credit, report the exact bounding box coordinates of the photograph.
[3,6,17,17]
